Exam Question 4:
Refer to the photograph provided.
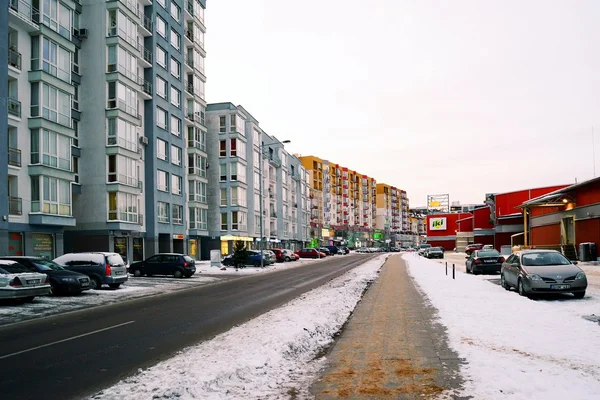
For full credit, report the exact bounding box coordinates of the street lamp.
[259,139,291,268]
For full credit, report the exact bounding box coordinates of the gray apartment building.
[1,0,207,261]
[205,102,310,256]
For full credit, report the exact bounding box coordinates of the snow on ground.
[91,254,389,400]
[404,253,600,400]
[0,257,334,326]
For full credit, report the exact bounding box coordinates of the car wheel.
[500,273,510,290]
[517,279,528,297]
[50,284,60,296]
[253,261,260,267]
[285,256,291,262]
[573,291,585,299]
[174,270,184,278]
[23,296,35,303]
[133,269,143,277]
[472,266,478,275]
[90,277,102,290]
[465,263,470,274]
[108,283,121,289]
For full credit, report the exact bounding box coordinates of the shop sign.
[429,217,447,230]
[173,234,185,239]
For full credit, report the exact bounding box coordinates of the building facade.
[206,103,309,256]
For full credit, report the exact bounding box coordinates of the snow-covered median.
[92,254,388,400]
[404,253,600,400]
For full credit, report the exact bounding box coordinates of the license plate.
[550,284,570,290]
[115,271,123,275]
[484,260,496,263]
[26,279,40,284]
[81,282,90,287]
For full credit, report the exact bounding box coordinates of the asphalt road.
[0,253,378,400]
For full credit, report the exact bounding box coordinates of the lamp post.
[259,139,291,268]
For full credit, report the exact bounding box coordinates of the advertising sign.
[429,217,447,230]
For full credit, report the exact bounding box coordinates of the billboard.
[427,194,450,213]
[429,217,447,230]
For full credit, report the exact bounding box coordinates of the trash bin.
[579,243,590,262]
[589,242,597,261]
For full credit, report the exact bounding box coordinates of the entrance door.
[562,217,575,245]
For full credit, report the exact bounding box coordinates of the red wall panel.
[495,232,518,249]
[427,213,472,237]
[575,218,600,245]
[457,218,473,232]
[473,207,493,229]
[530,206,561,217]
[530,224,561,246]
[426,239,456,251]
[473,235,495,247]
[495,185,568,217]
[575,182,600,207]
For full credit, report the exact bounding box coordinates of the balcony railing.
[7,98,21,117]
[9,0,40,25]
[8,147,21,167]
[8,49,21,70]
[142,14,152,31]
[8,196,22,215]
[184,53,194,69]
[139,44,152,64]
[184,28,194,42]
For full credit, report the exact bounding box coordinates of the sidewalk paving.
[310,254,468,399]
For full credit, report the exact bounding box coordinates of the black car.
[0,256,91,295]
[466,249,505,275]
[318,247,332,256]
[426,247,444,259]
[325,245,342,255]
[129,253,196,278]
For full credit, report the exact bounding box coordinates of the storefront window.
[189,239,198,260]
[133,238,144,262]
[114,237,128,264]
[32,233,54,259]
[8,232,23,256]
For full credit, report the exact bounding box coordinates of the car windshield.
[430,248,442,252]
[183,256,194,263]
[33,259,64,271]
[477,250,500,257]
[0,263,32,274]
[420,244,431,249]
[522,252,572,266]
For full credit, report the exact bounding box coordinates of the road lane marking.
[0,320,136,360]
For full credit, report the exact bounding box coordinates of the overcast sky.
[206,0,599,206]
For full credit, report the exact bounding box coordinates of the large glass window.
[188,154,207,178]
[172,204,183,224]
[108,10,136,43]
[156,16,167,38]
[231,211,247,231]
[230,162,246,183]
[231,138,246,159]
[157,170,168,191]
[157,138,167,160]
[157,107,167,130]
[187,127,206,151]
[33,83,71,127]
[171,174,182,195]
[170,57,180,79]
[107,118,137,151]
[170,28,180,50]
[220,212,228,231]
[108,154,138,186]
[107,81,137,117]
[171,116,181,137]
[170,2,180,20]
[108,192,139,222]
[36,37,71,82]
[231,187,247,207]
[41,0,72,39]
[219,163,227,181]
[189,180,207,203]
[157,202,169,223]
[189,207,207,230]
[31,176,71,216]
[156,46,167,68]
[171,145,182,166]
[220,188,227,206]
[156,75,167,99]
[107,45,137,82]
[170,86,180,107]
[30,129,71,170]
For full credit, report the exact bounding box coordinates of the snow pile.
[404,254,600,400]
[93,255,388,400]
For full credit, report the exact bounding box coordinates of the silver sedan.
[0,260,51,302]
[501,250,587,298]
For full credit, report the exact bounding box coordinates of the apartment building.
[376,183,406,245]
[206,103,309,256]
[2,0,82,258]
[1,0,207,261]
[299,155,324,245]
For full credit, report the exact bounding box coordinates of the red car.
[295,248,326,259]
[270,248,286,263]
[465,243,484,255]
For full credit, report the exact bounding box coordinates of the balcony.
[184,79,194,96]
[7,98,21,118]
[8,147,21,167]
[185,108,195,122]
[8,196,22,215]
[138,44,152,68]
[8,0,40,31]
[8,48,21,70]
[184,28,194,44]
[140,13,152,36]
[268,154,282,167]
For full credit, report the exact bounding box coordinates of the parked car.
[281,249,299,261]
[418,244,432,256]
[222,250,274,268]
[0,260,51,302]
[339,246,350,254]
[465,243,484,255]
[129,253,196,278]
[482,244,494,250]
[295,248,326,259]
[270,248,286,263]
[465,250,505,275]
[501,250,587,298]
[318,247,332,256]
[426,247,444,259]
[0,256,91,295]
[325,245,343,255]
[53,252,128,290]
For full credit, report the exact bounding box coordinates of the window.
[220,212,228,231]
[254,171,260,188]
[231,162,246,183]
[230,114,245,135]
[219,116,226,133]
[219,140,226,157]
[107,81,137,116]
[194,50,205,74]
[33,83,71,127]
[219,163,227,181]
[107,45,137,82]
[157,0,166,8]
[188,154,207,178]
[232,211,247,231]
[220,188,227,206]
[156,107,167,129]
[108,10,136,43]
[39,37,71,82]
[157,202,169,223]
[189,181,207,203]
[108,192,139,222]
[156,46,167,68]
[253,151,260,168]
[230,115,236,133]
[171,115,181,137]
[107,154,138,186]
[231,138,246,159]
[253,129,260,145]
[230,138,237,157]
[156,138,168,161]
[171,174,182,195]
[171,145,182,166]
[157,170,168,191]
[188,126,206,151]
[170,28,180,50]
[30,176,71,216]
[156,16,166,38]
[170,57,180,78]
[170,1,180,20]
[170,86,180,107]
[254,193,260,211]
[255,214,261,234]
[172,204,183,224]
[189,207,207,230]
[156,76,167,98]
[231,187,247,207]
[40,0,72,38]
[30,129,71,170]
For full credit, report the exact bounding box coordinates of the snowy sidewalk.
[310,254,465,399]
